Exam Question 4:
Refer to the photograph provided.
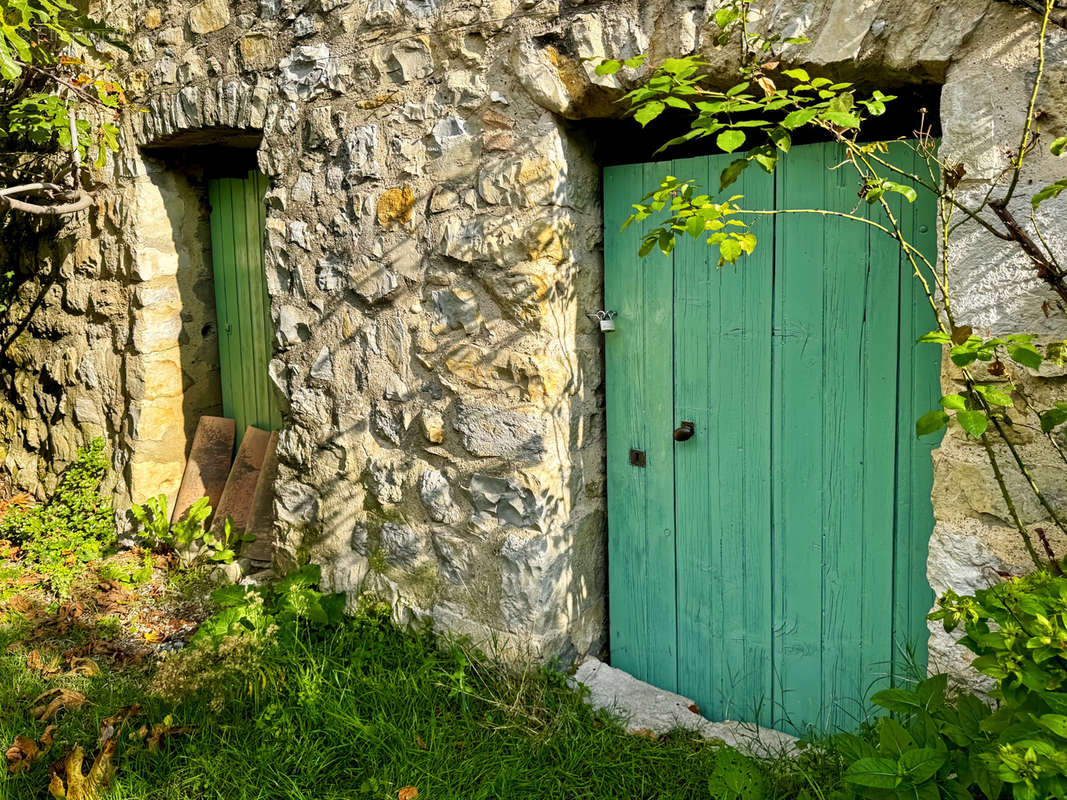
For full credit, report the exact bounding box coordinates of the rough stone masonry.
[1,0,1066,686]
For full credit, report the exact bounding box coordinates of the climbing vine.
[609,0,1067,571]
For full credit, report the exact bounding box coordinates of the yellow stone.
[144,8,162,28]
[376,187,416,228]
[238,34,275,71]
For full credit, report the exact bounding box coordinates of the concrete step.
[241,430,278,564]
[210,426,271,538]
[171,416,235,527]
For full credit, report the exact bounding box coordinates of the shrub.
[0,438,115,594]
[130,494,242,568]
[833,571,1067,800]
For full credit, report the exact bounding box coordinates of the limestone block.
[239,34,277,71]
[452,400,548,462]
[431,289,481,334]
[279,44,342,101]
[469,473,545,531]
[381,522,421,566]
[130,307,182,354]
[419,468,461,523]
[188,0,230,34]
[132,248,179,282]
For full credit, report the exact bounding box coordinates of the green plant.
[191,564,346,650]
[130,495,242,568]
[0,439,114,595]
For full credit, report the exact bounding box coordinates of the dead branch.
[990,198,1067,304]
[0,183,92,216]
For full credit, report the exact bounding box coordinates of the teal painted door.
[604,142,941,733]
[208,170,281,450]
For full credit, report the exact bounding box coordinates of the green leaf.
[822,110,861,128]
[974,384,1013,407]
[1051,135,1067,157]
[717,129,746,153]
[1008,343,1043,369]
[781,107,819,129]
[719,158,750,191]
[719,237,743,263]
[595,59,622,76]
[845,758,900,789]
[940,394,967,411]
[956,410,988,438]
[916,410,949,437]
[633,101,665,127]
[917,330,952,344]
[1037,714,1067,739]
[714,7,739,29]
[685,215,704,238]
[781,68,810,82]
[899,748,947,784]
[623,55,648,69]
[886,181,918,203]
[1032,179,1067,208]
[1039,403,1067,433]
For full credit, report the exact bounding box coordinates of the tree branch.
[995,0,1067,29]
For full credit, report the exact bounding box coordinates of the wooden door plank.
[892,145,940,681]
[209,179,237,446]
[773,144,831,732]
[604,161,678,691]
[672,155,775,726]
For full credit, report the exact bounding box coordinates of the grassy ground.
[0,544,841,800]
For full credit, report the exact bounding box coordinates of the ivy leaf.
[717,129,746,153]
[916,410,949,437]
[956,410,988,438]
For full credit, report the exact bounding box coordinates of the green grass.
[0,612,838,800]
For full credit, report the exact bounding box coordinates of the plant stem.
[999,0,1052,207]
[979,431,1044,568]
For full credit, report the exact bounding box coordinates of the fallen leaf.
[98,704,140,747]
[31,688,87,721]
[8,724,57,773]
[68,657,101,677]
[48,741,115,800]
[145,716,192,752]
[414,735,427,750]
[398,787,419,800]
[756,76,777,97]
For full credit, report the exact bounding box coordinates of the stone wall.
[1,0,1066,680]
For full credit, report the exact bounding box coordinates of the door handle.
[673,421,695,442]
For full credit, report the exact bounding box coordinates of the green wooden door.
[208,170,281,449]
[604,142,941,733]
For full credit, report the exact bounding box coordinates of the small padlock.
[599,314,616,332]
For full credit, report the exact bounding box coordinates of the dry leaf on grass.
[48,741,115,800]
[31,688,87,721]
[398,787,419,800]
[27,649,63,677]
[67,657,101,677]
[134,715,192,752]
[5,725,56,773]
[98,704,140,747]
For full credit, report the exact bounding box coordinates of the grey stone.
[368,459,404,505]
[346,125,381,180]
[431,288,481,334]
[571,658,798,757]
[453,401,547,462]
[429,116,470,154]
[276,481,320,526]
[277,306,310,347]
[278,44,342,101]
[432,529,470,584]
[310,346,334,381]
[419,468,460,523]
[381,522,421,566]
[387,40,433,83]
[372,403,403,444]
[469,473,544,530]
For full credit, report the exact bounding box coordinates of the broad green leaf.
[717,129,746,153]
[719,237,743,263]
[1037,714,1067,739]
[623,55,648,69]
[1051,135,1067,157]
[845,758,900,789]
[940,394,967,411]
[916,410,949,437]
[899,748,947,784]
[886,181,918,203]
[595,59,622,76]
[822,110,861,128]
[781,68,810,82]
[685,215,704,238]
[1039,403,1067,433]
[633,101,665,127]
[974,384,1013,407]
[1032,179,1067,208]
[1008,343,1043,369]
[781,107,819,129]
[917,330,952,344]
[872,687,923,713]
[956,410,988,438]
[719,158,750,191]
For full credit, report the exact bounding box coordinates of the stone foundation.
[1,0,1065,680]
